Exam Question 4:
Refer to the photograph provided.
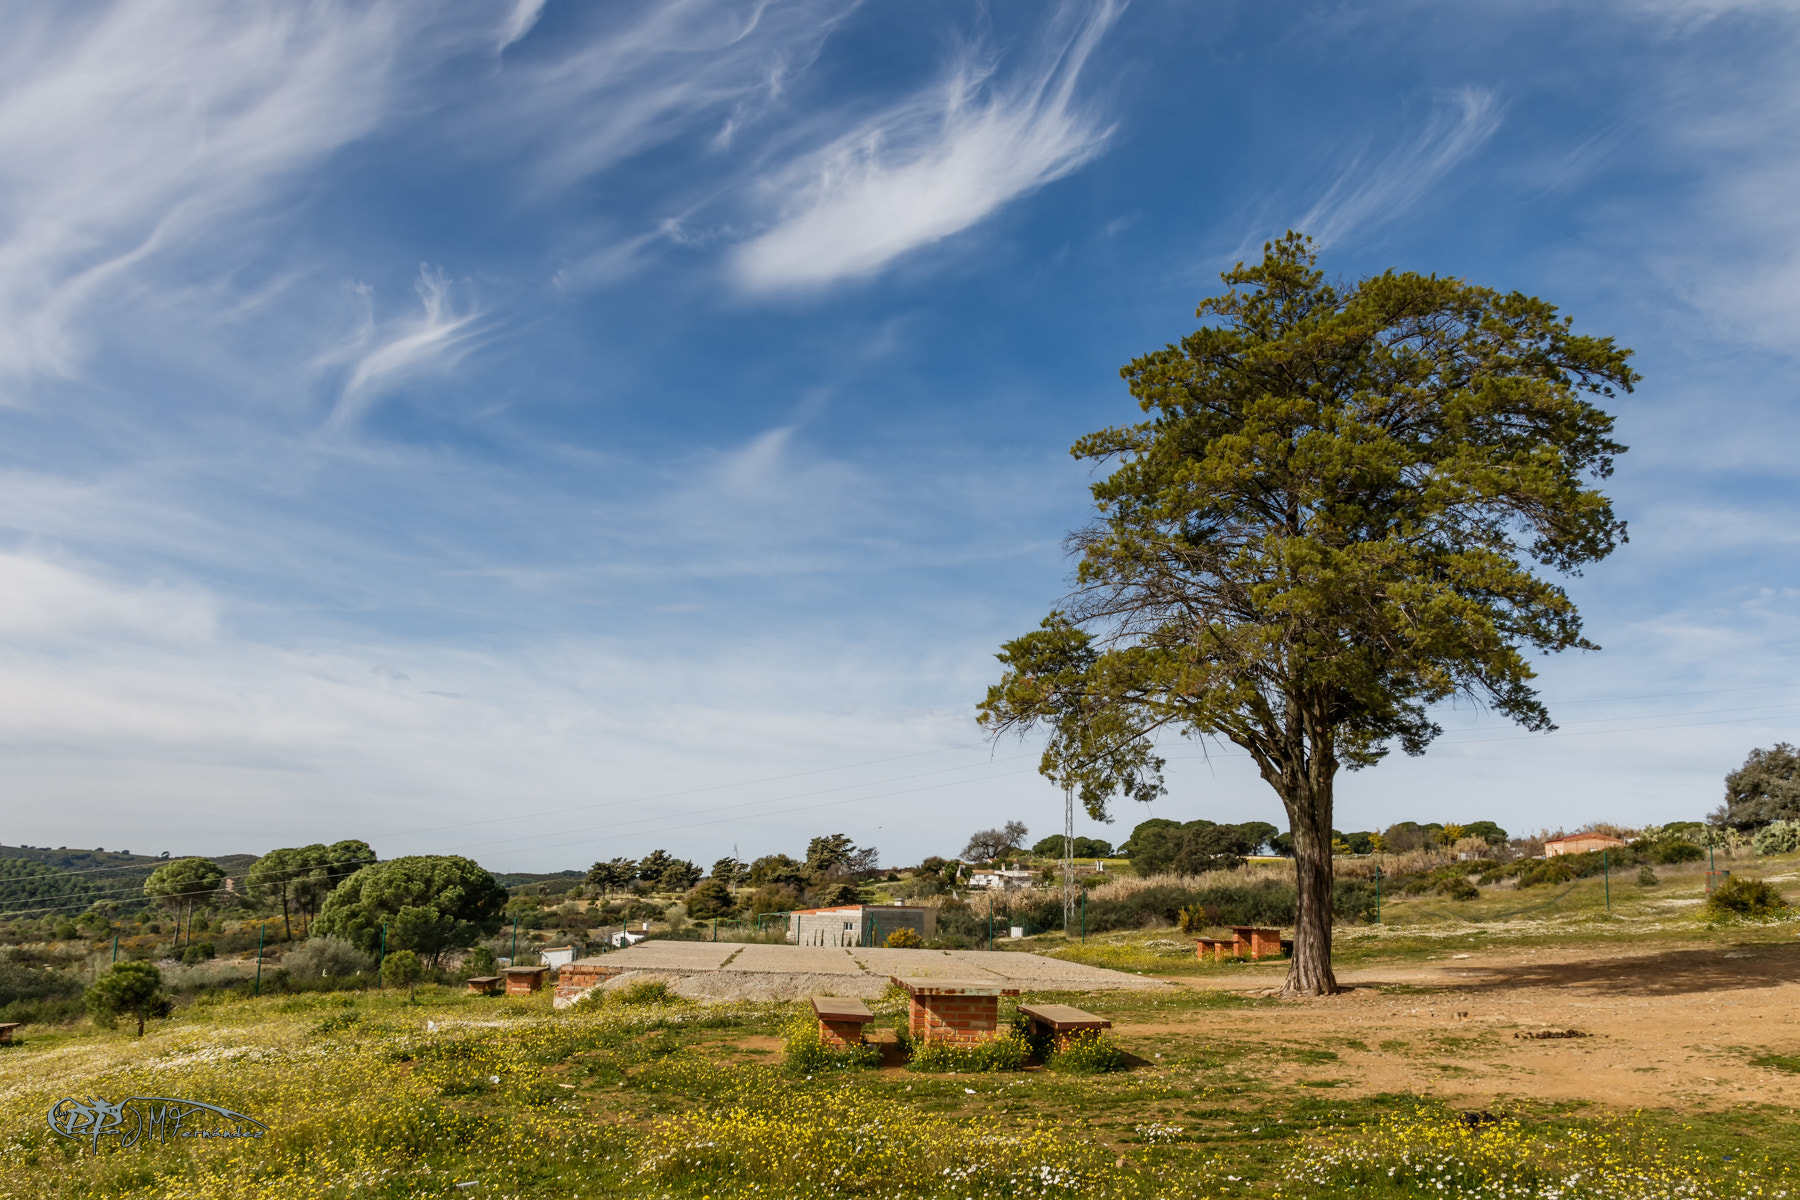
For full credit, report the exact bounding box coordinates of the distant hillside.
[0,846,261,921]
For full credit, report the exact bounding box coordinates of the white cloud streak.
[730,0,1123,291]
[325,266,485,431]
[0,0,422,387]
[1295,87,1503,248]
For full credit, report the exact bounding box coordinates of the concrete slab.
[720,944,864,975]
[558,942,1163,1007]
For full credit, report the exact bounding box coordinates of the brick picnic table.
[502,965,550,995]
[810,995,876,1047]
[0,1022,18,1044]
[465,975,502,995]
[1195,927,1288,962]
[890,976,1019,1045]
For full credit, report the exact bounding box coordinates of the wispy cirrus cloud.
[1294,87,1503,248]
[501,0,859,189]
[0,0,426,388]
[325,267,485,431]
[730,0,1124,291]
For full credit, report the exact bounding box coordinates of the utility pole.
[1062,785,1076,934]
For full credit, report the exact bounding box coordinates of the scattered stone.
[1515,1029,1590,1040]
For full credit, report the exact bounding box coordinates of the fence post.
[510,916,519,964]
[1375,865,1382,925]
[111,933,118,965]
[1603,850,1610,915]
[1081,891,1086,943]
[254,923,264,996]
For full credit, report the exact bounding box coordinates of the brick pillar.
[817,1018,866,1048]
[909,994,999,1044]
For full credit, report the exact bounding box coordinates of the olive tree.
[980,234,1634,996]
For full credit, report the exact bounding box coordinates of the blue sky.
[3,0,1798,871]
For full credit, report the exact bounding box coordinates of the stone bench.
[0,1022,19,1044]
[465,975,503,995]
[810,995,875,1047]
[891,976,1019,1045]
[1017,1003,1110,1049]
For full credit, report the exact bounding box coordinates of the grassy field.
[3,961,1796,1199]
[5,851,1796,1198]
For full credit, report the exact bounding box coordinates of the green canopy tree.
[312,855,506,967]
[379,948,425,1000]
[1716,743,1800,831]
[246,841,376,940]
[980,235,1634,996]
[143,857,225,952]
[585,857,638,898]
[86,961,170,1036]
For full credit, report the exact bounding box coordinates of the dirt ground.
[1138,936,1800,1110]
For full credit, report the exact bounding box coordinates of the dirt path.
[1140,938,1800,1109]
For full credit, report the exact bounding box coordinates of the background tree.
[585,857,637,898]
[746,854,809,890]
[962,821,1029,862]
[312,855,506,966]
[1716,743,1800,830]
[684,878,737,920]
[657,858,702,892]
[143,857,224,951]
[709,856,746,888]
[380,948,425,1000]
[636,850,677,886]
[245,848,306,940]
[980,235,1634,995]
[86,961,169,1036]
[1031,834,1114,858]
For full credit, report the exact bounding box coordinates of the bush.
[781,1009,878,1074]
[1637,866,1659,887]
[86,962,170,1036]
[884,927,923,948]
[461,946,498,978]
[181,942,216,964]
[1753,819,1800,855]
[612,978,681,1006]
[1642,839,1704,865]
[1703,876,1790,922]
[378,949,425,998]
[1045,1029,1127,1074]
[907,1031,1032,1073]
[284,937,376,979]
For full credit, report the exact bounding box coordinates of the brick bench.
[1230,926,1285,960]
[465,975,502,995]
[891,976,1019,1045]
[0,1022,19,1044]
[503,965,550,995]
[1017,1003,1110,1050]
[810,995,875,1047]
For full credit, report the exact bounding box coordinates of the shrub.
[86,962,170,1036]
[884,927,923,948]
[907,1031,1032,1073]
[181,942,216,964]
[1703,876,1789,922]
[780,1009,877,1074]
[284,936,376,979]
[1045,1029,1127,1074]
[612,978,681,1006]
[1753,819,1800,855]
[1643,839,1704,865]
[1637,866,1659,887]
[379,949,425,999]
[461,945,498,978]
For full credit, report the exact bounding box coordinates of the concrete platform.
[555,942,1165,1006]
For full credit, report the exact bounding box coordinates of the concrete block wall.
[909,994,1000,1044]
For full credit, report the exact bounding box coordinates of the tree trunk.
[135,1009,145,1037]
[281,890,291,941]
[1281,778,1340,997]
